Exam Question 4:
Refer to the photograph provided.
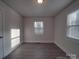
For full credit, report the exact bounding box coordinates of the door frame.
[0,5,5,59]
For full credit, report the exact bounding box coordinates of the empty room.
[0,0,79,59]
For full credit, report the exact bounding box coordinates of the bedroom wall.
[0,1,23,57]
[24,17,54,43]
[54,0,79,58]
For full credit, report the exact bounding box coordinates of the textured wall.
[54,0,79,58]
[24,17,54,43]
[0,1,23,57]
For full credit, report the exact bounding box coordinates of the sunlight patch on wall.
[10,29,20,48]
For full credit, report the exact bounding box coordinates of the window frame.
[34,21,44,34]
[67,10,79,40]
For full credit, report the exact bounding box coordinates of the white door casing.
[0,8,3,59]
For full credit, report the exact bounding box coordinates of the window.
[67,10,79,40]
[10,29,20,48]
[34,21,44,34]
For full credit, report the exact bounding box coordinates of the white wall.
[0,1,23,57]
[54,0,79,58]
[24,17,54,43]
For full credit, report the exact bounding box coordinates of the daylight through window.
[67,10,79,40]
[34,21,44,34]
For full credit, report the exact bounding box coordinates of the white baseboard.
[24,41,54,43]
[54,42,77,59]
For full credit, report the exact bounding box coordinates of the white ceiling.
[2,0,74,16]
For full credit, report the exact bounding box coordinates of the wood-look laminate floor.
[4,43,69,59]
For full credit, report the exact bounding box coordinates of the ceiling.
[2,0,74,16]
